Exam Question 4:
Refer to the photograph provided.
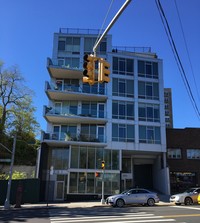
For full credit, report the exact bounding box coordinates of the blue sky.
[1,0,200,131]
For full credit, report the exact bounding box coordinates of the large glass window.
[138,103,160,122]
[82,82,105,95]
[187,149,200,159]
[112,78,134,98]
[66,37,80,53]
[81,102,98,117]
[122,158,131,173]
[112,123,134,142]
[84,37,107,54]
[69,172,120,194]
[139,126,161,144]
[65,57,79,69]
[80,124,97,142]
[69,172,78,193]
[79,147,87,169]
[113,57,134,76]
[71,146,79,168]
[78,172,86,193]
[59,125,77,141]
[167,148,181,159]
[138,60,158,79]
[52,148,69,170]
[138,81,159,100]
[70,146,120,171]
[58,40,65,51]
[112,100,134,120]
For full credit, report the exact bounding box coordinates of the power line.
[155,0,200,121]
[174,0,200,104]
[94,0,114,47]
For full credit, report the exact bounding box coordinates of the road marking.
[49,211,176,223]
[173,205,200,211]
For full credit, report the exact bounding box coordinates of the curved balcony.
[41,131,107,147]
[45,81,107,101]
[43,106,107,124]
[47,58,82,79]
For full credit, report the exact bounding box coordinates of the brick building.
[166,128,200,193]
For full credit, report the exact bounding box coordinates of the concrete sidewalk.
[0,197,172,211]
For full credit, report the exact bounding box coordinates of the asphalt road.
[1,204,200,223]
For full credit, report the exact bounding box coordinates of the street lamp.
[0,135,17,209]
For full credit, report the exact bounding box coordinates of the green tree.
[0,61,40,165]
[0,62,38,138]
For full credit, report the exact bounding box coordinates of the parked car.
[170,187,200,205]
[106,188,159,207]
[197,193,200,204]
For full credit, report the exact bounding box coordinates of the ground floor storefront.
[38,143,170,202]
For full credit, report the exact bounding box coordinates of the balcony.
[41,131,107,147]
[47,58,82,79]
[43,106,107,124]
[45,81,107,101]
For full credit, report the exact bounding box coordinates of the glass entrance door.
[55,181,64,200]
[55,174,67,200]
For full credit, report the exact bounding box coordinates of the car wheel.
[116,199,125,208]
[175,203,181,205]
[147,198,155,206]
[184,197,193,205]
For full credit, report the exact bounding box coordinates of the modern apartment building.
[37,28,170,202]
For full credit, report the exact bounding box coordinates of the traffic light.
[98,58,110,83]
[101,160,105,170]
[95,172,100,177]
[83,54,96,85]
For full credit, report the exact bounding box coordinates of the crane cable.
[94,0,114,48]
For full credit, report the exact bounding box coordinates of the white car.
[106,188,159,207]
[170,187,200,205]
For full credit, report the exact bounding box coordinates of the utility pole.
[4,135,17,209]
[92,0,132,204]
[93,0,132,56]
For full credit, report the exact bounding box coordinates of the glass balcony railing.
[44,106,106,119]
[42,131,106,143]
[45,81,106,96]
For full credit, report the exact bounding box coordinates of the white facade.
[39,28,170,202]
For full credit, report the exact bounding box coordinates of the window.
[112,123,134,142]
[65,57,79,69]
[82,82,105,95]
[167,148,181,159]
[80,124,97,142]
[112,101,134,120]
[82,102,100,118]
[187,149,200,159]
[70,146,120,170]
[138,81,159,100]
[138,103,160,122]
[122,158,131,173]
[66,37,80,53]
[52,148,69,170]
[84,37,107,54]
[113,57,134,76]
[139,126,161,144]
[138,60,158,79]
[58,40,65,51]
[112,78,134,98]
[58,37,80,53]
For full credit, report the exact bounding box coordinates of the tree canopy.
[0,61,40,166]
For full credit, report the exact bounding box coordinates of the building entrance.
[54,175,67,200]
[134,164,153,189]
